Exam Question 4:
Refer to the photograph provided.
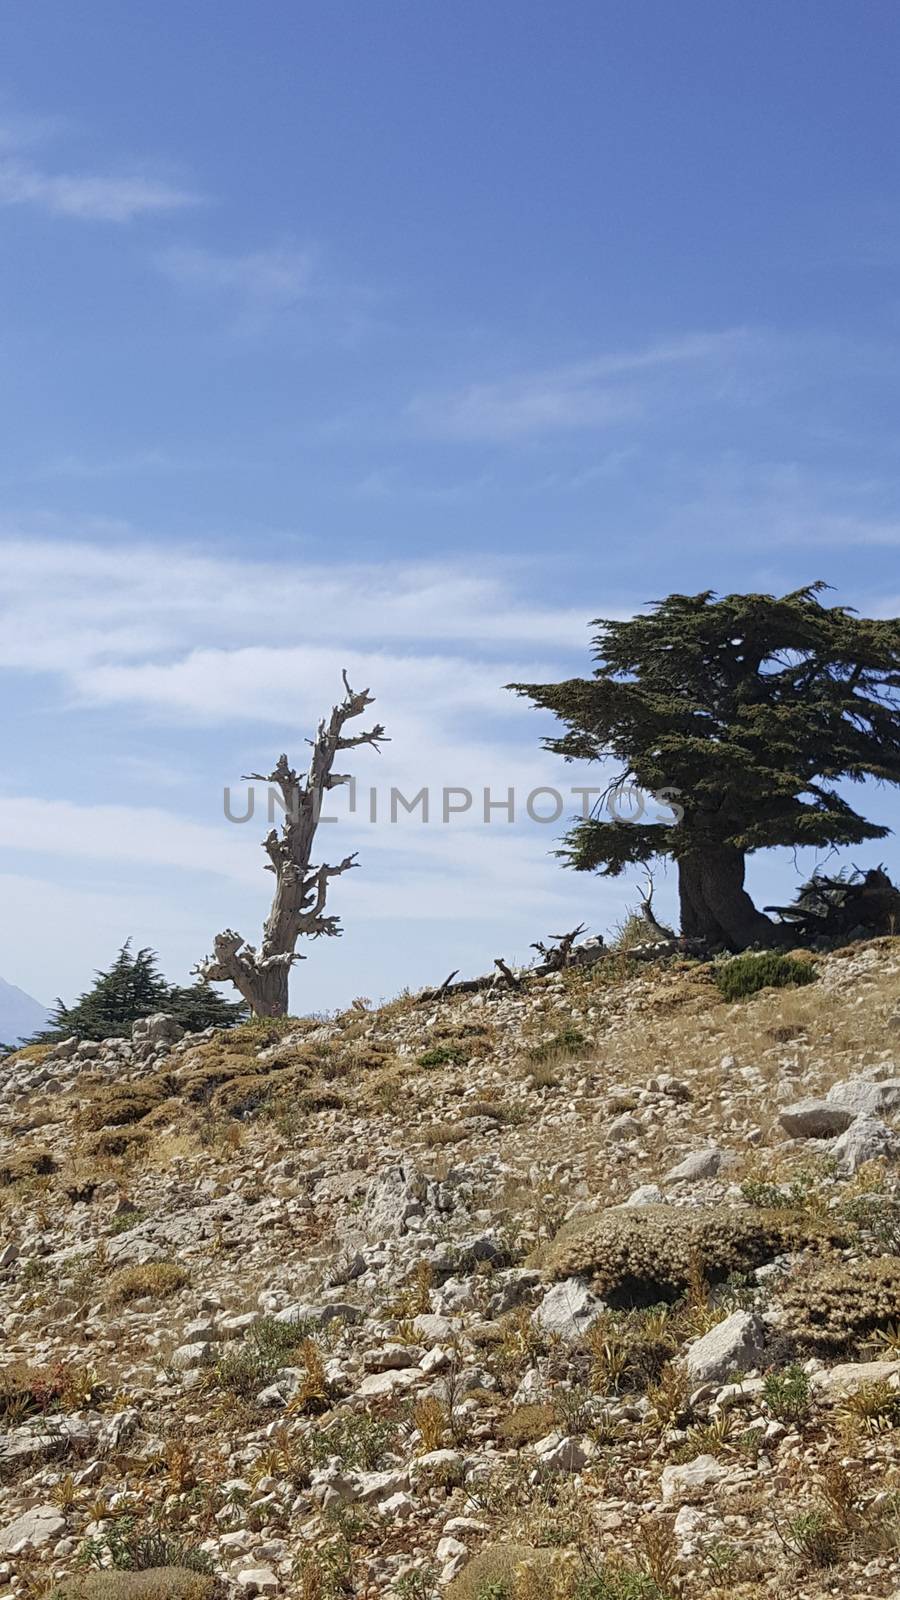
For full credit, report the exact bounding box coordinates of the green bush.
[714,951,817,1002]
[213,1314,311,1395]
[763,1364,812,1425]
[417,1043,469,1068]
[524,1027,586,1066]
[575,1570,666,1600]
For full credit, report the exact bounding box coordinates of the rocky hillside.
[2,940,900,1600]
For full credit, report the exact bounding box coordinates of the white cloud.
[0,156,198,221]
[0,537,591,681]
[0,105,200,221]
[156,245,315,308]
[412,330,756,440]
[0,534,624,1004]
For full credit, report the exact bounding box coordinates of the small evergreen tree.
[33,941,246,1042]
[165,979,248,1032]
[509,584,900,950]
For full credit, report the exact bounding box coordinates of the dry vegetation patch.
[0,1144,57,1185]
[776,1256,900,1355]
[540,1204,841,1305]
[106,1261,189,1307]
[48,1571,221,1600]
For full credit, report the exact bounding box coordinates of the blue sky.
[1,1,899,1011]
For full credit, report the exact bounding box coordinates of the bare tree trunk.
[196,673,387,1016]
[678,846,776,952]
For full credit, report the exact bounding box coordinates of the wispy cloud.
[0,107,200,221]
[0,156,198,221]
[0,534,624,1005]
[156,244,315,308]
[154,242,381,342]
[411,330,757,440]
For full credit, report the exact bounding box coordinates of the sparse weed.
[77,1516,215,1575]
[839,1379,900,1435]
[212,1314,312,1397]
[763,1364,813,1426]
[778,1507,843,1569]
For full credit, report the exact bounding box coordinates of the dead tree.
[529,924,587,972]
[636,872,675,941]
[196,673,387,1016]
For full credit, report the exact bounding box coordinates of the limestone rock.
[664,1148,727,1184]
[236,1570,279,1596]
[811,1360,900,1399]
[532,1278,605,1341]
[532,1432,590,1476]
[778,1099,855,1138]
[0,1504,67,1553]
[661,1454,730,1504]
[829,1115,898,1174]
[684,1310,767,1383]
[826,1077,900,1116]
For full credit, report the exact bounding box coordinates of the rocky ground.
[2,939,900,1600]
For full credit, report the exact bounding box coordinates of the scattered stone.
[275,1300,364,1328]
[829,1115,898,1174]
[778,1098,855,1138]
[664,1148,728,1184]
[0,1504,67,1553]
[622,1183,664,1207]
[683,1311,767,1384]
[660,1454,730,1505]
[236,1568,279,1595]
[532,1432,590,1475]
[532,1278,605,1341]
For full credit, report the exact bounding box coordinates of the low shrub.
[495,1402,557,1447]
[444,1544,563,1600]
[775,1256,900,1354]
[541,1204,836,1307]
[714,951,816,1003]
[212,1314,311,1397]
[0,1145,57,1185]
[763,1364,813,1425]
[418,1043,469,1069]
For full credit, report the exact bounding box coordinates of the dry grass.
[49,1571,221,1600]
[0,1144,57,1185]
[589,937,900,1101]
[106,1261,189,1307]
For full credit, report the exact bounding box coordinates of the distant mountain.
[0,976,50,1047]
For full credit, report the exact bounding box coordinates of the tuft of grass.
[714,951,817,1003]
[106,1261,189,1307]
[779,1508,843,1569]
[839,1379,900,1435]
[411,1394,449,1452]
[76,1517,216,1578]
